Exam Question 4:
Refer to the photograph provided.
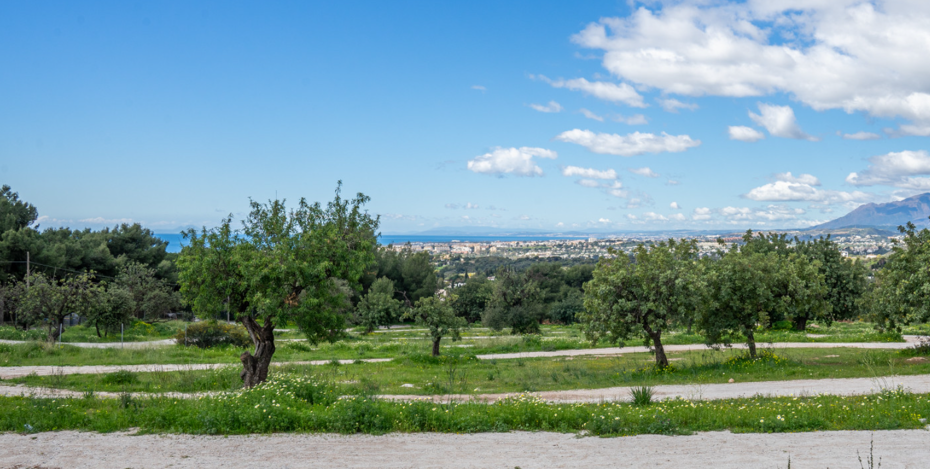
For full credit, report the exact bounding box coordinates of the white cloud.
[658,98,698,113]
[471,85,486,91]
[579,108,604,121]
[540,76,645,108]
[467,147,557,177]
[774,172,821,186]
[629,167,659,178]
[598,218,611,223]
[692,207,713,220]
[555,129,700,156]
[78,217,135,225]
[570,3,930,134]
[728,126,765,142]
[613,114,648,125]
[643,212,668,221]
[744,170,874,204]
[842,131,881,141]
[626,214,638,220]
[561,165,618,179]
[670,202,680,209]
[669,213,687,221]
[607,181,627,198]
[529,101,563,113]
[576,179,602,188]
[749,104,817,141]
[666,179,680,185]
[847,150,930,190]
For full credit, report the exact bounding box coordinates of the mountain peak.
[810,193,930,230]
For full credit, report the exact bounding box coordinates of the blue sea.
[156,233,584,253]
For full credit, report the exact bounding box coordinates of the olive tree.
[580,239,701,367]
[17,272,98,342]
[178,184,379,387]
[868,221,930,330]
[407,295,466,356]
[355,277,402,333]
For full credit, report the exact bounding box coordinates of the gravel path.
[1,429,928,468]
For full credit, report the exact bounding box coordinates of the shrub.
[630,385,654,406]
[174,321,251,349]
[901,336,930,357]
[101,370,138,386]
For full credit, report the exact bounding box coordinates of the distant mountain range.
[810,192,930,231]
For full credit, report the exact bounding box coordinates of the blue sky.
[4,0,930,234]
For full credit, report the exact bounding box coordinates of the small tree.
[355,277,402,333]
[408,296,466,356]
[580,239,700,367]
[114,262,180,321]
[84,286,133,338]
[17,272,98,342]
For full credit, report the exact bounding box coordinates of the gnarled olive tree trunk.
[240,316,276,388]
[643,323,668,368]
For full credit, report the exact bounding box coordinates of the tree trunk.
[95,324,102,338]
[48,319,63,342]
[432,337,441,357]
[650,332,669,368]
[746,328,757,359]
[794,317,808,332]
[240,316,276,388]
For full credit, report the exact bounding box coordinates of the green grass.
[0,375,926,435]
[9,348,928,396]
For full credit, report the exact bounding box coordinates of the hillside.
[810,192,930,230]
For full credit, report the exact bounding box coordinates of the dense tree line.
[0,185,180,336]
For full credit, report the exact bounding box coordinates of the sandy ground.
[1,429,929,469]
[0,358,394,380]
[3,372,929,403]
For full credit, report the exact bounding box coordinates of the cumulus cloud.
[749,104,817,141]
[539,75,645,108]
[842,131,881,141]
[669,213,687,221]
[658,98,698,113]
[579,108,604,121]
[555,129,700,156]
[467,147,557,177]
[744,171,873,204]
[692,207,713,220]
[561,165,618,179]
[728,126,765,142]
[598,218,611,223]
[629,167,659,178]
[529,101,563,113]
[847,150,930,190]
[569,3,930,134]
[670,202,680,210]
[576,179,603,188]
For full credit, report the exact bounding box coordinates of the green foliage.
[483,268,545,334]
[868,221,930,331]
[175,321,252,349]
[101,370,139,386]
[580,239,702,366]
[355,277,402,333]
[16,272,99,342]
[408,296,466,356]
[367,246,438,306]
[700,235,831,357]
[630,385,654,406]
[113,262,180,321]
[83,286,134,337]
[450,276,492,323]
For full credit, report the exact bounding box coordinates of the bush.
[901,336,930,357]
[101,370,139,386]
[174,321,251,349]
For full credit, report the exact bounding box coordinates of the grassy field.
[6,347,928,396]
[0,377,926,436]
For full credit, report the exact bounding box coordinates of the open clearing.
[2,429,928,469]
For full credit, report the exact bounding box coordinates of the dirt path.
[4,372,929,403]
[1,429,928,469]
[0,358,393,380]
